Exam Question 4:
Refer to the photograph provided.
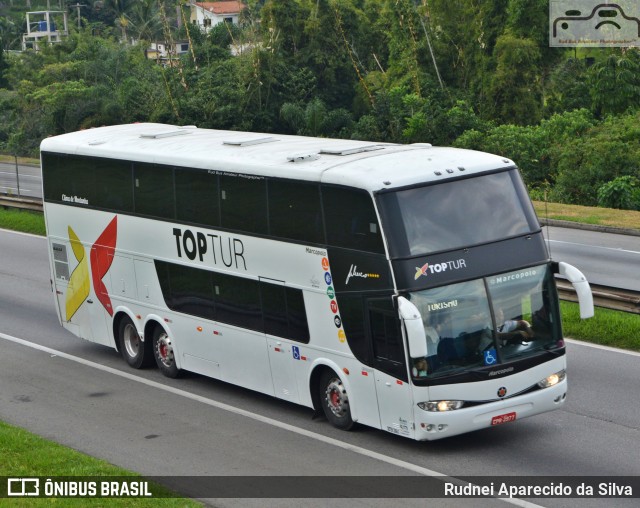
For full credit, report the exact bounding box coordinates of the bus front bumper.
[413,379,567,441]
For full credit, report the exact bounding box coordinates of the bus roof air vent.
[320,145,384,156]
[411,143,433,148]
[140,128,193,139]
[223,137,277,147]
[287,153,320,163]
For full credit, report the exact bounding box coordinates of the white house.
[146,41,190,66]
[190,1,245,33]
[22,10,69,51]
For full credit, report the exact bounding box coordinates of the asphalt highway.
[0,162,42,199]
[0,229,638,508]
[544,226,640,291]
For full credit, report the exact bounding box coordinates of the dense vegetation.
[1,0,639,209]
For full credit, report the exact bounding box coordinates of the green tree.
[506,0,559,65]
[588,50,640,117]
[280,97,353,137]
[454,109,597,189]
[260,0,309,56]
[0,50,9,88]
[425,0,508,102]
[455,123,543,186]
[597,176,640,210]
[128,0,162,42]
[486,34,542,125]
[550,112,640,205]
[544,58,591,115]
[0,15,21,51]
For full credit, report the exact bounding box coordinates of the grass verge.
[0,208,46,235]
[561,301,640,352]
[0,154,40,165]
[533,201,640,231]
[0,420,202,506]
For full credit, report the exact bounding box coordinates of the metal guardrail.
[1,195,638,314]
[0,195,43,212]
[0,158,41,203]
[556,280,640,315]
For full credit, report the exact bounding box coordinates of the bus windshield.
[407,264,562,379]
[378,169,539,257]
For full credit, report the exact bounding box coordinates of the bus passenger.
[412,358,428,377]
[496,308,534,344]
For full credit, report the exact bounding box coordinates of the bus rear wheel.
[153,327,181,378]
[320,370,354,430]
[119,316,153,369]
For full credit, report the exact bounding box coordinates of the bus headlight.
[537,369,566,388]
[418,400,464,412]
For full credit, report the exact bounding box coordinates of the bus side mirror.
[397,296,428,358]
[557,262,594,319]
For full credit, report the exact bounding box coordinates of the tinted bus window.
[285,287,310,342]
[134,163,174,219]
[268,180,324,243]
[42,153,65,202]
[176,169,219,227]
[42,153,97,206]
[220,174,268,234]
[322,186,384,253]
[261,282,288,338]
[167,263,215,320]
[377,169,537,257]
[156,261,310,341]
[42,154,133,212]
[212,271,262,331]
[336,295,370,366]
[93,158,133,212]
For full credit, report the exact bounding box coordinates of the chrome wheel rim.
[324,378,349,418]
[155,332,174,368]
[123,323,140,358]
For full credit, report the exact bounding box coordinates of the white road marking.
[0,186,33,194]
[0,228,45,239]
[0,171,41,179]
[0,331,543,507]
[566,338,640,357]
[547,239,640,255]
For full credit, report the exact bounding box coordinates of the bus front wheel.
[319,370,354,430]
[153,327,181,378]
[119,316,153,369]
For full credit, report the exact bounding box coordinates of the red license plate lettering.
[491,412,517,426]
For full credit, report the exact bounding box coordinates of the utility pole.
[70,3,86,30]
[14,155,20,197]
[419,15,444,90]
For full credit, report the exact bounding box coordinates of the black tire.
[152,326,181,378]
[319,370,354,430]
[119,316,154,368]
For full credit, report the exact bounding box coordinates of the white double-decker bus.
[41,123,593,440]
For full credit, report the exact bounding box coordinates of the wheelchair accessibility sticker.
[484,349,498,366]
[550,1,640,47]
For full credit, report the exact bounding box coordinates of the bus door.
[262,278,299,403]
[49,240,98,342]
[367,298,414,439]
[82,250,119,347]
[50,241,73,323]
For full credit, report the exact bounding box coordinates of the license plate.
[491,412,517,426]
